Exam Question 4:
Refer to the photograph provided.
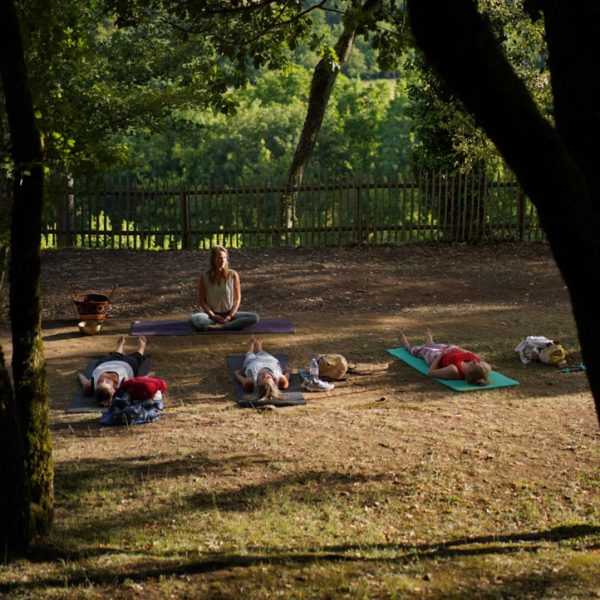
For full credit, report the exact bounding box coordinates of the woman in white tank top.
[189,246,260,331]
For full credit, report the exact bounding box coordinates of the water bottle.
[309,356,319,382]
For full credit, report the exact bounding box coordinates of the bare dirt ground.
[27,242,600,486]
[1,243,598,599]
[34,242,592,414]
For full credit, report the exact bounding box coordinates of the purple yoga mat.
[130,317,295,336]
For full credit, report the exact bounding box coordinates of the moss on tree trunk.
[0,347,31,553]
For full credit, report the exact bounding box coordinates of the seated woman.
[401,329,491,386]
[235,337,291,402]
[189,245,260,331]
[78,335,147,406]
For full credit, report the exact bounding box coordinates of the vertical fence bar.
[434,172,442,242]
[408,173,415,242]
[355,180,362,246]
[87,178,94,249]
[459,172,466,241]
[199,185,206,249]
[181,185,189,250]
[420,171,426,242]
[121,177,131,248]
[479,173,487,239]
[400,173,407,242]
[517,183,526,241]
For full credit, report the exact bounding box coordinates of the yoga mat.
[387,347,519,391]
[130,317,295,336]
[227,354,306,407]
[67,356,151,413]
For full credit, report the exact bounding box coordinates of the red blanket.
[119,376,168,401]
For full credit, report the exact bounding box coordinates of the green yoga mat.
[387,347,519,391]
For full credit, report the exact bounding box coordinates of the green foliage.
[107,66,413,182]
[3,0,323,176]
[407,0,549,174]
[3,0,549,185]
[0,1,415,182]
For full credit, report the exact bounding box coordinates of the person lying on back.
[78,335,147,406]
[235,336,291,402]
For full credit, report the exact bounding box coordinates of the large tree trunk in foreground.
[281,0,381,244]
[407,0,600,422]
[0,348,30,553]
[0,0,54,546]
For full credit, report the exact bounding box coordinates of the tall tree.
[281,0,382,243]
[407,0,600,422]
[0,0,53,551]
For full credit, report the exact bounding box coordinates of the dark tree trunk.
[407,0,600,422]
[0,0,54,540]
[0,348,30,554]
[281,0,381,244]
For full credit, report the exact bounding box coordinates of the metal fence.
[35,173,544,249]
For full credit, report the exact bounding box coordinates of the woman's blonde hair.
[254,371,283,402]
[465,363,490,386]
[208,245,230,284]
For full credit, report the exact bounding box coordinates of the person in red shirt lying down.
[400,328,491,386]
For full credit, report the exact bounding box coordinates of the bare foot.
[207,323,224,330]
[400,332,410,348]
[425,328,434,345]
[137,335,147,355]
[254,336,263,353]
[115,335,126,353]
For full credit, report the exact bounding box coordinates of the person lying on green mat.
[401,329,491,386]
[235,336,291,402]
[78,335,147,406]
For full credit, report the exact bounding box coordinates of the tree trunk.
[0,0,54,540]
[407,0,600,422]
[0,347,31,554]
[281,0,381,245]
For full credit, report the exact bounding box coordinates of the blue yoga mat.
[387,347,519,391]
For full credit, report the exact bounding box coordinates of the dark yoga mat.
[227,354,306,408]
[67,356,151,413]
[130,317,295,336]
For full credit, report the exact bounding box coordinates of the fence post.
[517,184,526,241]
[181,186,190,250]
[355,180,362,245]
[56,176,75,248]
